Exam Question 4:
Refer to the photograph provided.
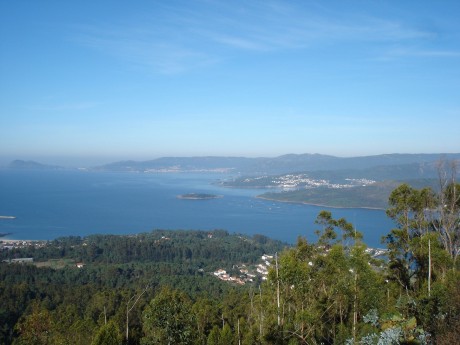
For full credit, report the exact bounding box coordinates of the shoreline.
[255,195,386,211]
[1,238,46,242]
[0,239,47,245]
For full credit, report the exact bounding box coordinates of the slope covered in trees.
[1,164,459,344]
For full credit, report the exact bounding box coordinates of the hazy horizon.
[2,151,460,169]
[1,1,459,161]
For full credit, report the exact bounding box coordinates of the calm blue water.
[0,170,394,247]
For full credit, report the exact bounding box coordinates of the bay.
[0,170,395,247]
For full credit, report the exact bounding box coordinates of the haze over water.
[0,170,394,247]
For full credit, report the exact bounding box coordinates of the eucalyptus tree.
[141,287,196,345]
[192,297,219,345]
[384,161,459,294]
[13,304,53,345]
[384,184,435,291]
[263,212,383,344]
[382,163,460,342]
[430,161,460,267]
[91,321,122,345]
[206,326,220,345]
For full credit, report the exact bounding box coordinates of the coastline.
[0,239,47,249]
[1,239,40,243]
[255,195,386,211]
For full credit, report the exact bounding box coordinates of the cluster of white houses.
[213,269,246,285]
[270,174,377,190]
[240,174,377,190]
[0,239,47,250]
[213,254,274,285]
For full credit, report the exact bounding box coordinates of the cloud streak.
[385,47,460,58]
[72,1,441,74]
[25,102,99,112]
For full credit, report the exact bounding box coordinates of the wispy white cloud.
[189,2,433,50]
[384,47,460,59]
[75,27,212,74]
[71,1,441,74]
[25,101,99,112]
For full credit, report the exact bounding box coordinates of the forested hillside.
[0,230,286,344]
[1,175,459,344]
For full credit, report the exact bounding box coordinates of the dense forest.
[1,168,459,344]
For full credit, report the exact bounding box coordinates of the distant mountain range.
[92,153,460,177]
[8,160,64,170]
[8,153,460,177]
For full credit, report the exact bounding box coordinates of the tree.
[264,213,383,344]
[430,161,460,266]
[206,325,220,345]
[141,287,196,345]
[51,303,95,345]
[192,297,219,345]
[315,210,362,248]
[219,324,233,345]
[384,162,459,294]
[91,321,122,345]
[384,184,435,291]
[13,304,53,345]
[383,167,460,342]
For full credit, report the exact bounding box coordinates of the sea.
[0,170,395,247]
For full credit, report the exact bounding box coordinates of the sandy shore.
[1,239,46,244]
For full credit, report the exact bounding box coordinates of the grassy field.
[34,258,77,269]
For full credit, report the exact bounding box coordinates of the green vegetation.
[0,230,285,344]
[0,165,459,344]
[34,258,76,269]
[222,170,440,209]
[258,181,400,209]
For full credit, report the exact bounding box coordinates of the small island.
[177,193,223,200]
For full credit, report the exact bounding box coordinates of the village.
[235,174,376,191]
[0,239,47,250]
[266,174,376,190]
[213,254,274,285]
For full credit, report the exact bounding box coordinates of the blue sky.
[1,1,459,166]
